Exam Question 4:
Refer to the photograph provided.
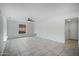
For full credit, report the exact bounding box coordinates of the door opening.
[65,17,78,48]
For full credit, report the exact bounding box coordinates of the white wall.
[34,4,79,43]
[0,10,3,55]
[0,9,6,55]
[0,3,79,43]
[0,4,36,39]
[78,18,79,47]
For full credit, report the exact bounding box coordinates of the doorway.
[65,17,78,48]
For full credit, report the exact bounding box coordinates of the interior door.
[69,19,78,40]
[65,18,78,40]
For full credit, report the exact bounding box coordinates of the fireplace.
[19,24,26,34]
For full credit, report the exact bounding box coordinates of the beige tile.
[2,37,79,56]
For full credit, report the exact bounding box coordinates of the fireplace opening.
[19,24,26,34]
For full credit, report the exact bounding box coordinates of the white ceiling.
[0,3,79,22]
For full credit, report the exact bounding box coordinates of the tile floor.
[2,37,79,56]
[65,39,78,48]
